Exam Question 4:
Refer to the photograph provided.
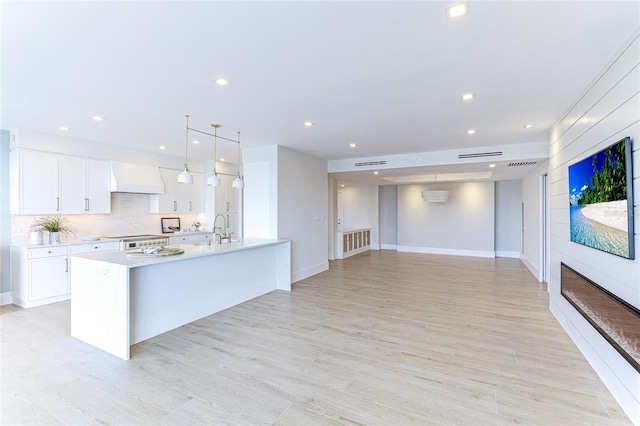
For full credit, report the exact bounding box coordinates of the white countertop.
[70,238,289,268]
[11,238,120,249]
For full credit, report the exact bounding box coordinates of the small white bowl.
[81,235,101,241]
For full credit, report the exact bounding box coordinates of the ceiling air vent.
[355,160,387,167]
[458,151,503,159]
[508,161,538,167]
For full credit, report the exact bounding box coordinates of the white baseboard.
[519,255,541,281]
[495,251,520,258]
[1,292,13,306]
[380,244,397,251]
[292,261,329,283]
[397,245,495,258]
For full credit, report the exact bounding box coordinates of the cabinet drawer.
[69,241,120,254]
[169,233,212,244]
[28,246,68,259]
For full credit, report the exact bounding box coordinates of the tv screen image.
[568,137,634,259]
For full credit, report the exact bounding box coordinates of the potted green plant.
[30,215,75,244]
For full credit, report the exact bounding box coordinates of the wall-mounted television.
[568,137,634,259]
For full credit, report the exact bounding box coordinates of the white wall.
[548,30,639,424]
[397,181,495,258]
[494,180,522,258]
[379,185,397,250]
[244,145,329,283]
[520,161,549,280]
[339,185,379,249]
[0,131,11,299]
[277,146,328,282]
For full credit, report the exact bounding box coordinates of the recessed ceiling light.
[59,126,70,131]
[467,129,476,135]
[193,140,200,144]
[349,143,357,148]
[446,2,469,19]
[304,121,314,127]
[341,184,345,188]
[461,93,475,101]
[215,78,230,86]
[220,158,226,162]
[524,124,534,129]
[92,116,104,122]
[489,164,496,168]
[159,146,166,150]
[374,171,379,175]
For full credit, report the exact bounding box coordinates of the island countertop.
[70,237,291,360]
[71,237,288,268]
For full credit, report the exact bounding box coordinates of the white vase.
[49,231,60,244]
[29,231,43,245]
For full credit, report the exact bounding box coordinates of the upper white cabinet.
[214,174,240,214]
[10,150,111,215]
[214,174,241,238]
[150,168,205,214]
[59,156,111,214]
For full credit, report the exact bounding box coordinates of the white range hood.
[110,161,164,194]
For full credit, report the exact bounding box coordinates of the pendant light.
[207,123,221,186]
[177,114,194,184]
[232,131,244,189]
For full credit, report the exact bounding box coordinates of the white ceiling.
[2,1,639,185]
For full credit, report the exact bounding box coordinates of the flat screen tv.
[568,137,634,259]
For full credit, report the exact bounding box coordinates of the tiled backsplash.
[12,193,201,242]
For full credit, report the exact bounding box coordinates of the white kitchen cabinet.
[11,241,120,308]
[214,174,240,238]
[168,232,213,245]
[151,168,204,213]
[85,159,112,213]
[11,150,59,214]
[214,174,240,214]
[10,149,111,215]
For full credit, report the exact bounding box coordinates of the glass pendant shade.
[178,167,193,184]
[232,176,244,189]
[207,173,221,186]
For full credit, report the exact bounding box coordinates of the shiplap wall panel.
[551,36,640,146]
[551,71,639,156]
[548,29,639,424]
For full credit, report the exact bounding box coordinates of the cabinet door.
[226,175,240,213]
[189,172,205,213]
[86,159,111,213]
[29,257,68,300]
[18,151,59,214]
[214,174,240,213]
[214,175,229,213]
[59,156,86,213]
[152,168,179,213]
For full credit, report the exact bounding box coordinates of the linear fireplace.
[561,263,640,373]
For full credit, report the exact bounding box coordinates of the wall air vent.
[354,160,387,167]
[458,151,503,159]
[508,161,538,167]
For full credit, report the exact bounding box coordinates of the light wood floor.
[1,251,632,425]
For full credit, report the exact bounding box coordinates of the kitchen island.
[70,238,290,360]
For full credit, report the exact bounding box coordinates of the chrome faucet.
[213,214,228,243]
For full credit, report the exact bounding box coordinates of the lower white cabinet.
[168,232,213,245]
[11,241,120,308]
